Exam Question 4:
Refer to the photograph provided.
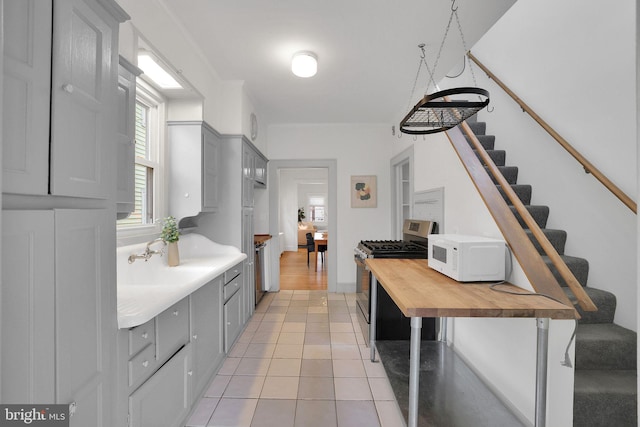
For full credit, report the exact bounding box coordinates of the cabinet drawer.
[156,298,189,363]
[129,344,155,387]
[224,265,241,284]
[223,276,241,302]
[129,319,155,357]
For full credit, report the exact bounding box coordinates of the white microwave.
[428,234,506,282]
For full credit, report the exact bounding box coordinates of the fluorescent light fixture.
[137,52,183,89]
[291,51,317,78]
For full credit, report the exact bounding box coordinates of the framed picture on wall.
[351,175,377,208]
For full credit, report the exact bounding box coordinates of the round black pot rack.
[399,87,489,135]
[398,0,490,135]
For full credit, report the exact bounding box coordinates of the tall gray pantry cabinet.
[1,0,128,426]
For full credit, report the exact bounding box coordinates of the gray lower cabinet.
[125,299,191,427]
[122,262,246,426]
[191,277,224,398]
[224,286,244,353]
[223,268,245,353]
[1,211,55,403]
[129,344,192,427]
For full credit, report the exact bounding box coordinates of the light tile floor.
[185,290,406,427]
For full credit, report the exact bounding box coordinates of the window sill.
[117,223,162,247]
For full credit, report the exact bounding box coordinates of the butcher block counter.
[365,258,575,427]
[365,258,576,320]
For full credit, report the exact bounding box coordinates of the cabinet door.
[50,0,116,198]
[202,126,220,211]
[1,210,55,403]
[2,0,52,195]
[242,144,255,207]
[224,289,244,353]
[191,278,224,397]
[116,58,138,215]
[55,209,115,427]
[129,344,192,427]
[254,155,267,187]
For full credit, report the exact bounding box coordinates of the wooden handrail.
[468,52,637,215]
[452,121,595,312]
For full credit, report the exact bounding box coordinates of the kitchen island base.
[376,340,525,426]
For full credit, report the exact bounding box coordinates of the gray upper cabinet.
[2,0,52,195]
[242,143,255,207]
[254,154,267,187]
[50,0,119,198]
[116,57,142,217]
[168,121,221,221]
[2,0,126,199]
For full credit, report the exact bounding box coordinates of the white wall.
[116,0,266,140]
[443,0,637,331]
[389,1,637,424]
[267,124,393,290]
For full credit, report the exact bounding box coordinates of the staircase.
[465,118,638,426]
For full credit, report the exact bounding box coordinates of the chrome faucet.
[146,238,167,256]
[128,238,167,264]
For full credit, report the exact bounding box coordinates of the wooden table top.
[366,259,576,319]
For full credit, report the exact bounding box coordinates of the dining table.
[313,232,327,271]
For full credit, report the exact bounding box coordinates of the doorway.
[268,159,337,293]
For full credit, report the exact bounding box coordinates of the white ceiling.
[160,0,516,125]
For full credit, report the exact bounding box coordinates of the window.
[308,195,326,223]
[117,82,164,229]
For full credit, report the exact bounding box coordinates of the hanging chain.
[404,5,455,111]
[452,6,478,87]
[404,0,489,113]
[425,8,455,94]
[404,47,426,113]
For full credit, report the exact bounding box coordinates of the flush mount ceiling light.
[291,51,318,78]
[137,51,183,89]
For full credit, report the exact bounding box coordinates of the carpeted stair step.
[474,149,506,166]
[510,205,549,228]
[573,369,637,427]
[563,286,616,324]
[575,323,637,370]
[542,255,589,287]
[525,228,566,254]
[467,121,486,136]
[465,134,494,150]
[486,166,518,184]
[497,184,532,205]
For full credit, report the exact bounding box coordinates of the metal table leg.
[369,275,377,362]
[408,316,422,427]
[535,318,549,427]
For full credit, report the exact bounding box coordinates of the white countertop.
[117,234,246,329]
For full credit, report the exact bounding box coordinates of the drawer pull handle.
[142,360,149,368]
[141,332,148,339]
[173,310,179,316]
[62,83,74,94]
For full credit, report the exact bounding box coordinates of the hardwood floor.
[279,248,327,290]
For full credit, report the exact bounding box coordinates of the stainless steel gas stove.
[354,219,436,343]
